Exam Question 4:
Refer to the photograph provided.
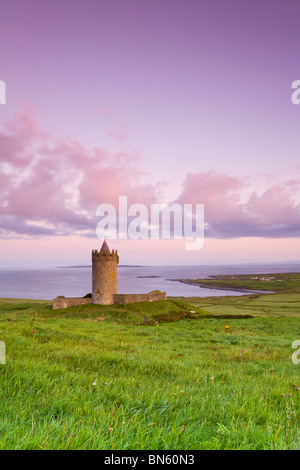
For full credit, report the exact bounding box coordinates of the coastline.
[168,278,274,294]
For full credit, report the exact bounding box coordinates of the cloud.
[175,171,300,238]
[0,108,160,238]
[0,109,299,240]
[97,105,129,142]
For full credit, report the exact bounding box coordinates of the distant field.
[0,278,300,450]
[176,293,300,319]
[180,272,300,294]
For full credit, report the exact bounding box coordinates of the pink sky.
[0,0,299,266]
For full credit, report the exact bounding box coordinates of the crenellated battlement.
[92,240,119,264]
[92,240,119,304]
[53,240,166,308]
[92,248,119,263]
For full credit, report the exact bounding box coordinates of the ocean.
[0,263,299,300]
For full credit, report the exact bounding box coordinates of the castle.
[92,240,119,305]
[52,240,166,309]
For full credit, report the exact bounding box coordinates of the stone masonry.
[52,241,166,309]
[92,240,119,305]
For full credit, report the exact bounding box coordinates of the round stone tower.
[92,240,119,305]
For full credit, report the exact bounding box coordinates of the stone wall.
[113,291,166,304]
[52,296,93,310]
[52,291,166,309]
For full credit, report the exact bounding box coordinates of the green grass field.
[181,272,300,293]
[0,274,300,449]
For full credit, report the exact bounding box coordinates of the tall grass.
[0,298,299,449]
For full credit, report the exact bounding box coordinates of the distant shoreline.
[168,278,274,294]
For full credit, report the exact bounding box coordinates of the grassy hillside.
[0,291,299,450]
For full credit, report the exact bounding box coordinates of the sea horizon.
[0,262,299,301]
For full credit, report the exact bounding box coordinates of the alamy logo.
[0,80,6,104]
[96,196,204,250]
[291,80,300,105]
[292,340,300,364]
[0,341,5,364]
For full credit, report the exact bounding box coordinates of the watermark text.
[96,196,204,250]
[292,340,300,364]
[291,80,300,105]
[0,80,6,104]
[0,341,5,364]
